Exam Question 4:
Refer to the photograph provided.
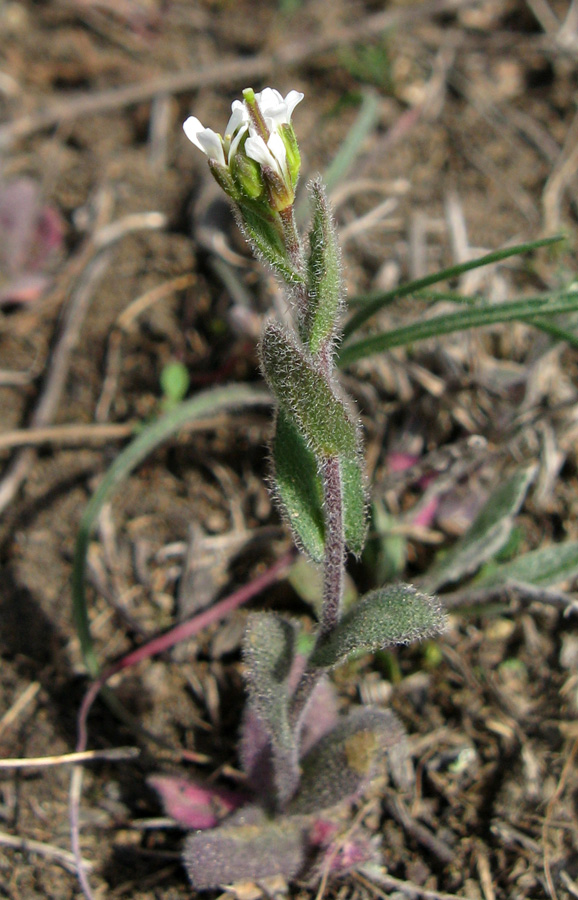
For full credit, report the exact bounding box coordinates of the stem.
[279,204,308,323]
[318,454,345,636]
[289,453,345,732]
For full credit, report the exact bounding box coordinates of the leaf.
[304,178,343,354]
[341,452,368,557]
[260,322,358,459]
[339,292,578,368]
[272,408,325,563]
[299,675,340,755]
[309,584,446,669]
[342,235,566,340]
[272,409,367,563]
[476,540,578,589]
[238,203,305,286]
[242,613,299,805]
[184,809,307,889]
[425,465,536,591]
[288,707,404,815]
[148,775,245,830]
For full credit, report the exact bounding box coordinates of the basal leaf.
[310,584,446,669]
[288,707,404,815]
[242,613,299,805]
[476,539,578,589]
[425,465,536,591]
[184,808,307,889]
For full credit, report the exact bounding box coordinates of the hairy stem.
[288,453,345,745]
[279,204,308,323]
[318,454,345,635]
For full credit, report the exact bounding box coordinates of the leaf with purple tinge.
[149,775,248,830]
[184,806,308,889]
[242,613,300,806]
[299,674,339,755]
[288,707,404,815]
[0,178,64,306]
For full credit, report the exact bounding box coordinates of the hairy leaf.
[272,408,366,563]
[304,178,343,354]
[184,809,307,889]
[238,204,305,286]
[272,408,325,562]
[341,452,368,557]
[242,613,299,805]
[310,584,446,669]
[149,775,245,830]
[476,539,578,589]
[425,465,536,591]
[260,322,358,459]
[288,707,404,815]
[238,706,275,798]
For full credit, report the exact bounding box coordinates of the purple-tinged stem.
[318,454,345,635]
[289,453,345,735]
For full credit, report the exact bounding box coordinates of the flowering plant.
[152,87,446,890]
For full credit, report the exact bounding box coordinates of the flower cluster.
[183,87,303,212]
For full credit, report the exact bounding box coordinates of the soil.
[1,1,578,899]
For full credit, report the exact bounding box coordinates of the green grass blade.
[527,315,578,349]
[342,235,565,338]
[72,384,271,677]
[323,91,380,195]
[338,291,578,368]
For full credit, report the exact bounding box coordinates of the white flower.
[253,88,304,131]
[245,130,289,183]
[183,88,303,173]
[183,113,248,169]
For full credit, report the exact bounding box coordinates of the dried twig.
[0,829,94,875]
[0,746,139,769]
[355,867,467,900]
[0,209,167,515]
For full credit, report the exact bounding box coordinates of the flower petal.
[228,122,249,162]
[183,117,226,167]
[245,133,278,173]
[256,87,283,114]
[225,100,248,138]
[284,90,304,122]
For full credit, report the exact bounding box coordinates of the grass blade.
[338,291,578,367]
[342,235,565,338]
[72,384,271,676]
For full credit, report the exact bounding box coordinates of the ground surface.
[1,1,578,898]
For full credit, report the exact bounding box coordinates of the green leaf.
[184,808,307,889]
[342,235,566,339]
[160,361,189,405]
[476,540,578,589]
[304,179,343,354]
[260,322,358,459]
[310,584,446,669]
[239,204,305,286]
[272,410,367,562]
[242,613,299,805]
[272,408,325,563]
[341,452,368,557]
[288,707,404,815]
[339,291,578,367]
[425,465,536,592]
